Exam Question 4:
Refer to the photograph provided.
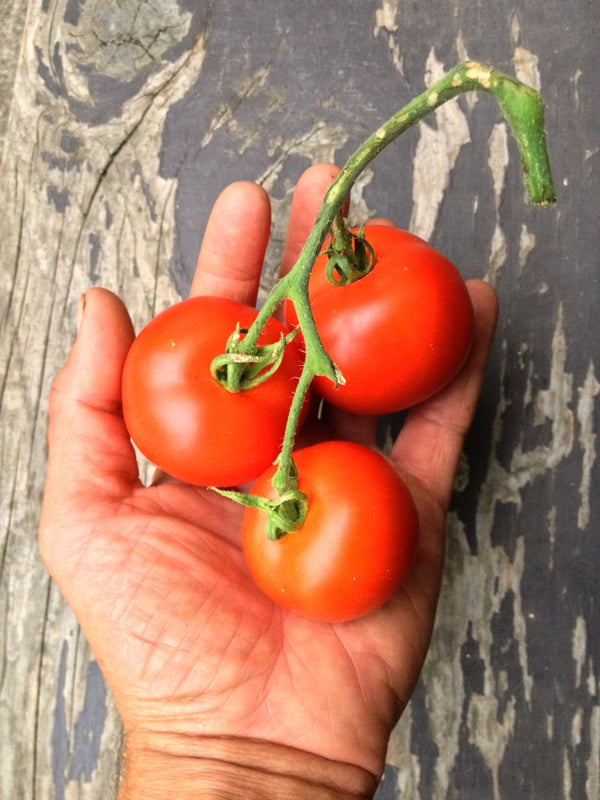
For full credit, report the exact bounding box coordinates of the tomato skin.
[286,225,474,415]
[242,441,419,623]
[122,296,305,487]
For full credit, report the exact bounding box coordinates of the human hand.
[39,164,498,799]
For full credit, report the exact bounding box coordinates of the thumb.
[41,288,138,527]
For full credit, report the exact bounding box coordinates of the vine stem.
[214,61,556,531]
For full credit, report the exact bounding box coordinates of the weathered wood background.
[1,1,598,798]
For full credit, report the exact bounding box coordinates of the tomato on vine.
[286,225,475,415]
[241,440,419,623]
[122,296,306,488]
[120,62,554,624]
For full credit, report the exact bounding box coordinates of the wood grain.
[1,2,597,798]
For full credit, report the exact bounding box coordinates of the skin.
[39,163,498,799]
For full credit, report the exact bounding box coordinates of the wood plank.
[1,2,597,798]
[0,1,28,157]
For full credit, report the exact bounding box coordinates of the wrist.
[118,733,378,800]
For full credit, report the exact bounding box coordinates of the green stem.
[214,61,556,533]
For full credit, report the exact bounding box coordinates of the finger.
[366,218,396,228]
[279,163,346,276]
[41,289,138,523]
[153,182,270,486]
[390,280,499,512]
[190,181,271,305]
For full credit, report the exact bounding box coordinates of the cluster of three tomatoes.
[121,226,474,622]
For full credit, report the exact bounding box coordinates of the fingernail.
[77,292,87,334]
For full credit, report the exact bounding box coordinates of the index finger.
[190,181,271,305]
[279,163,346,277]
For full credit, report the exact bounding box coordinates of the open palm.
[39,164,498,794]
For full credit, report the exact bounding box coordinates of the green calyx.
[213,460,308,541]
[210,324,300,392]
[324,217,376,286]
[218,487,308,541]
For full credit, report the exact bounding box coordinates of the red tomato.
[122,296,305,487]
[286,225,474,415]
[242,441,419,622]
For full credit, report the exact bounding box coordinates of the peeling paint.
[485,123,509,286]
[587,707,600,800]
[414,515,469,799]
[51,641,69,800]
[487,226,508,288]
[572,68,583,111]
[47,184,71,212]
[373,1,403,74]
[467,693,516,800]
[51,642,108,796]
[564,747,573,799]
[348,167,376,227]
[572,615,587,689]
[518,224,537,273]
[408,292,583,796]
[586,659,598,699]
[530,306,574,464]
[200,66,271,150]
[488,125,508,206]
[409,49,470,241]
[576,361,599,529]
[259,121,347,193]
[68,659,107,781]
[373,0,399,35]
[512,46,541,92]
